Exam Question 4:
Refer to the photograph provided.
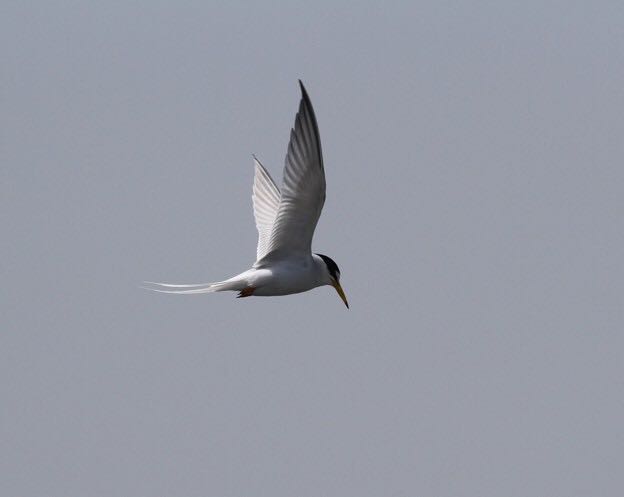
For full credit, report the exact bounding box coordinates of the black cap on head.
[316,253,340,281]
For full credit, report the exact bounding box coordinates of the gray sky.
[2,2,622,496]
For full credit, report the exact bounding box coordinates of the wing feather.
[259,81,326,263]
[251,156,281,260]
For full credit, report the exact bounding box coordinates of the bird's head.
[315,253,349,308]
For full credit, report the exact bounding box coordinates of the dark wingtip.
[298,79,310,100]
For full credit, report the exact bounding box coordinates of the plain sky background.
[2,2,622,496]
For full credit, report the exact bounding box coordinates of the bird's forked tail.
[141,279,243,295]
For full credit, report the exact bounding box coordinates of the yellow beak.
[332,280,349,308]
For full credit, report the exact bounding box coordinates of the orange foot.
[237,286,256,298]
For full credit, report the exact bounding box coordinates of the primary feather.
[251,156,281,261]
[257,80,326,264]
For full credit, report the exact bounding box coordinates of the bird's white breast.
[249,257,325,296]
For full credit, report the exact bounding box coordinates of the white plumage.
[144,81,348,308]
[251,156,281,261]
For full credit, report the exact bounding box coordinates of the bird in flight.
[144,81,348,308]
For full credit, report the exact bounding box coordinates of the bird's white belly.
[249,261,322,296]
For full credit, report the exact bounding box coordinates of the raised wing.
[251,156,281,261]
[260,81,326,262]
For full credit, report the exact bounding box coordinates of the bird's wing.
[260,81,326,263]
[252,156,281,261]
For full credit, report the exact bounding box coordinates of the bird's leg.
[237,286,256,298]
